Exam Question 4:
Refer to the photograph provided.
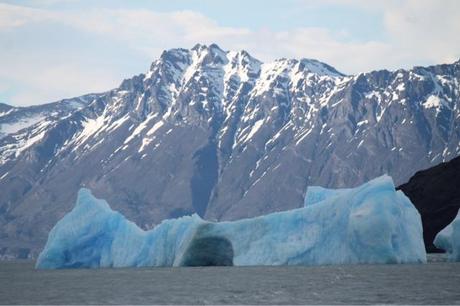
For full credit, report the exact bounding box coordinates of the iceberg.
[304,186,352,206]
[434,209,460,261]
[36,175,426,268]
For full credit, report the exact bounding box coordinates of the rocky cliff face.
[0,44,459,258]
[398,156,460,252]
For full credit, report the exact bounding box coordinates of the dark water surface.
[1,257,459,305]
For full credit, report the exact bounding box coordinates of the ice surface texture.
[304,186,352,206]
[434,209,460,261]
[36,175,426,268]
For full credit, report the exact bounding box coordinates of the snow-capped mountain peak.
[0,44,459,259]
[298,58,345,77]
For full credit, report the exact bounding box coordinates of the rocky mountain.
[398,156,460,252]
[0,95,96,140]
[0,43,459,258]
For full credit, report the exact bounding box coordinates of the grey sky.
[0,0,459,106]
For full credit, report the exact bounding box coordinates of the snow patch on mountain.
[0,45,459,259]
[146,120,164,137]
[423,95,448,111]
[0,115,45,136]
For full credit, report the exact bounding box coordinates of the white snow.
[146,121,164,136]
[0,115,45,135]
[181,48,206,86]
[106,115,129,133]
[0,172,8,180]
[73,115,105,147]
[139,138,153,153]
[0,108,14,118]
[376,106,386,122]
[300,59,341,76]
[223,51,260,85]
[396,83,405,91]
[241,119,264,143]
[124,114,157,144]
[251,60,293,96]
[422,95,449,111]
[15,130,47,156]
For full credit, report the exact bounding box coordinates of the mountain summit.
[0,44,459,258]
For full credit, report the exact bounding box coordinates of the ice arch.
[36,175,427,268]
[180,236,234,266]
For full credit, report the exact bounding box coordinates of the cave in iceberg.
[36,175,426,268]
[434,209,460,261]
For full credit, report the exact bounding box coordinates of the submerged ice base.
[434,209,460,262]
[36,175,426,268]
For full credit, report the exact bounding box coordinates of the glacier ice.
[304,186,352,206]
[36,175,426,269]
[434,209,460,261]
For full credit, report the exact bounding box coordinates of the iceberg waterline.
[36,175,426,268]
[434,209,460,261]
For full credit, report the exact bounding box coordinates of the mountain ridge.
[0,43,459,259]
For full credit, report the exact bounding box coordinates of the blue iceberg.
[434,209,460,261]
[36,175,426,268]
[304,186,352,206]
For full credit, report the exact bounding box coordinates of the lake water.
[0,255,459,305]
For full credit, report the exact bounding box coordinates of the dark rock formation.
[398,156,460,252]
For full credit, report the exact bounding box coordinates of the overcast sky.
[1,0,459,106]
